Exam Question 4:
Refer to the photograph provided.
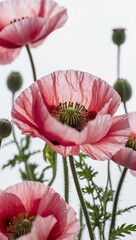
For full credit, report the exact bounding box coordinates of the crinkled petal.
[81,114,129,160]
[5,181,51,214]
[18,215,57,240]
[0,17,47,48]
[38,189,67,239]
[0,0,40,29]
[36,70,120,115]
[112,148,136,170]
[57,206,80,240]
[0,46,21,64]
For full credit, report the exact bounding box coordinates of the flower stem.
[69,155,95,240]
[123,101,128,114]
[48,154,57,186]
[117,45,120,80]
[108,167,128,238]
[25,44,37,82]
[63,157,69,203]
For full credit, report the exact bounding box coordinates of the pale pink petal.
[5,181,51,214]
[128,112,136,137]
[0,17,47,48]
[18,215,57,240]
[0,233,7,240]
[38,190,67,239]
[57,206,80,240]
[0,46,21,64]
[88,75,120,115]
[112,148,136,170]
[0,0,40,29]
[130,170,136,176]
[81,114,129,160]
[48,145,80,157]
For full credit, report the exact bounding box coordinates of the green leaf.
[43,144,56,166]
[110,223,136,240]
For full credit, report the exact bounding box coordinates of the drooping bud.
[0,119,12,140]
[113,79,132,102]
[112,28,125,46]
[7,72,23,93]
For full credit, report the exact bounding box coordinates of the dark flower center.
[51,102,96,131]
[6,212,35,239]
[125,137,136,151]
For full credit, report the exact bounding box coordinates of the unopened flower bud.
[7,72,23,93]
[112,28,125,45]
[0,119,12,140]
[113,79,132,102]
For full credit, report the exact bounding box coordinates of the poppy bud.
[7,72,23,93]
[112,28,125,45]
[113,79,132,102]
[0,119,12,140]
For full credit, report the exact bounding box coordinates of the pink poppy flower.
[0,0,67,64]
[0,181,79,239]
[112,112,136,171]
[12,70,129,159]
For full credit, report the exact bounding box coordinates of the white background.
[0,0,136,239]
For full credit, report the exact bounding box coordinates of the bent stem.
[63,157,69,203]
[108,167,128,238]
[69,155,95,240]
[25,44,37,82]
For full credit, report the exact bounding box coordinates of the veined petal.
[0,17,47,48]
[0,0,40,29]
[0,46,21,64]
[128,112,136,137]
[5,181,50,214]
[81,114,129,160]
[112,148,136,170]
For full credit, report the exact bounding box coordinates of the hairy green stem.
[123,101,128,114]
[63,157,69,203]
[108,168,128,238]
[69,155,95,240]
[25,44,37,82]
[78,207,84,240]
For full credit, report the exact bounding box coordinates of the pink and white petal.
[112,148,136,170]
[0,0,40,29]
[39,0,67,20]
[0,233,7,240]
[0,46,21,64]
[80,114,112,144]
[32,9,68,44]
[5,181,51,214]
[18,215,57,240]
[49,145,80,157]
[57,206,80,240]
[0,192,25,233]
[12,87,41,137]
[128,112,136,137]
[38,191,67,239]
[130,170,136,177]
[0,17,47,48]
[88,77,120,116]
[81,114,129,160]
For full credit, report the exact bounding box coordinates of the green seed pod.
[112,28,125,45]
[113,79,132,102]
[0,119,12,140]
[7,72,23,93]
